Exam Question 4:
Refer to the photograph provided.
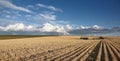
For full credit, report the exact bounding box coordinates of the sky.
[0,0,120,35]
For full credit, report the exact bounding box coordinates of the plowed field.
[0,36,119,61]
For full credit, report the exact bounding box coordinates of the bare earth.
[0,36,120,61]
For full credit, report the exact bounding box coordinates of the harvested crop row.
[27,41,89,61]
[106,40,120,61]
[95,39,120,61]
[96,41,102,61]
[71,41,99,61]
[105,41,118,61]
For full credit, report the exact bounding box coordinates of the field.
[0,36,120,61]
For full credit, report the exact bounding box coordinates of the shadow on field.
[0,35,58,40]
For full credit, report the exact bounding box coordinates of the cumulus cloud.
[0,23,71,35]
[79,25,102,29]
[40,23,69,35]
[92,25,103,29]
[80,25,90,29]
[41,23,56,32]
[0,0,32,13]
[66,24,73,31]
[0,23,120,35]
[37,4,62,12]
[0,23,37,31]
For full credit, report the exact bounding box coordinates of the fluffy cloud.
[0,23,37,31]
[66,24,73,31]
[0,23,120,35]
[37,4,62,12]
[0,23,71,35]
[79,25,102,29]
[92,25,103,29]
[41,23,57,32]
[80,25,90,29]
[40,23,70,35]
[0,0,32,13]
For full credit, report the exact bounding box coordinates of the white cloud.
[41,23,56,32]
[0,26,4,31]
[25,14,32,17]
[26,25,37,31]
[92,25,103,29]
[2,10,11,14]
[34,13,56,21]
[14,11,22,16]
[0,22,111,35]
[37,4,62,12]
[80,25,90,29]
[79,25,102,29]
[40,13,56,20]
[0,23,25,31]
[66,24,73,30]
[0,23,37,31]
[0,0,32,13]
[0,22,70,35]
[27,5,34,8]
[40,23,69,35]
[5,15,11,18]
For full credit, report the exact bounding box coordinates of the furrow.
[96,41,102,61]
[48,42,88,61]
[71,41,98,61]
[105,40,118,61]
[107,41,120,61]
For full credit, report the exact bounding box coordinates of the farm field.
[0,36,120,61]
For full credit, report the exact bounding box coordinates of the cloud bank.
[0,23,71,35]
[0,23,120,35]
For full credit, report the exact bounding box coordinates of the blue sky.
[0,0,120,35]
